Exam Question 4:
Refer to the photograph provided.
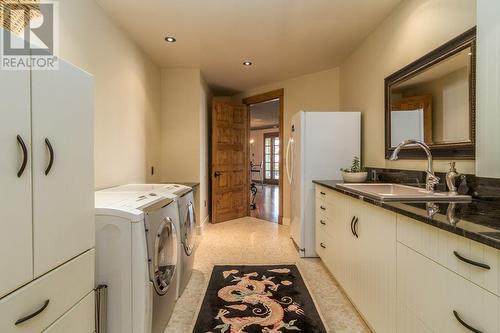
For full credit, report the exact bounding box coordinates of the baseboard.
[196,215,210,235]
[282,217,291,226]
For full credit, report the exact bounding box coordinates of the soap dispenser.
[446,162,461,196]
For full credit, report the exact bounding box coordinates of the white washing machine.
[95,190,179,333]
[103,184,196,298]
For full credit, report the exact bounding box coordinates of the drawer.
[315,230,329,259]
[397,243,499,333]
[43,291,95,333]
[0,250,95,333]
[315,185,345,206]
[316,213,332,238]
[316,198,331,217]
[397,214,500,296]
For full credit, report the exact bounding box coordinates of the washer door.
[182,201,196,256]
[153,217,178,295]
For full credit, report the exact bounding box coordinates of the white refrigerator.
[285,111,361,257]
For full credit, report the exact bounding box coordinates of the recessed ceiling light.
[165,36,176,43]
[243,61,252,66]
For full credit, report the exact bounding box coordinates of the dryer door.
[152,217,178,295]
[182,201,196,256]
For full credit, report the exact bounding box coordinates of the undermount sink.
[336,183,471,202]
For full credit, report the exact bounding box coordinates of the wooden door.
[0,29,33,297]
[211,102,248,223]
[31,58,95,277]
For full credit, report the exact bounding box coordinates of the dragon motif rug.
[192,265,327,333]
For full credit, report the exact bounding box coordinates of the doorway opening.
[243,90,284,224]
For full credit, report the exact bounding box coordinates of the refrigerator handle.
[285,138,293,184]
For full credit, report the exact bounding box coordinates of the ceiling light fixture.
[165,36,176,43]
[243,61,252,66]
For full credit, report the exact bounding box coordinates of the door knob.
[214,171,221,178]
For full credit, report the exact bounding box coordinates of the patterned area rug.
[193,265,327,332]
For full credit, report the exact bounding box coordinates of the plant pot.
[341,171,368,183]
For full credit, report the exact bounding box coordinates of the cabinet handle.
[320,206,326,211]
[453,251,490,270]
[44,138,54,175]
[15,299,50,325]
[16,135,28,177]
[453,310,483,333]
[320,243,326,249]
[353,217,359,238]
[320,220,326,225]
[350,216,356,236]
[320,191,326,195]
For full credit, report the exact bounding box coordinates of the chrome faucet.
[389,139,440,192]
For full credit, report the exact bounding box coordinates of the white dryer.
[160,184,196,297]
[104,184,196,298]
[95,190,179,333]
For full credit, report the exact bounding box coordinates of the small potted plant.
[340,156,368,183]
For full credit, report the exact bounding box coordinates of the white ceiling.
[96,0,402,94]
[250,99,280,129]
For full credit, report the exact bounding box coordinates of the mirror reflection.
[389,47,472,148]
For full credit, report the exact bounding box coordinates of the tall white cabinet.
[0,29,95,332]
[31,58,94,277]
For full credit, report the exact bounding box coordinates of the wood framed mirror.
[385,27,476,159]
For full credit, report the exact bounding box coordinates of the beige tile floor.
[164,217,371,333]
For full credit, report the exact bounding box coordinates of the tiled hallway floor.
[164,217,371,333]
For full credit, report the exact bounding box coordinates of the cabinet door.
[43,292,95,333]
[397,243,498,333]
[340,198,363,305]
[349,199,397,333]
[31,58,94,276]
[0,30,33,297]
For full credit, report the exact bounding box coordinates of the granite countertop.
[313,180,500,250]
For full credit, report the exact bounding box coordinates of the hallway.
[250,184,279,223]
[165,217,370,333]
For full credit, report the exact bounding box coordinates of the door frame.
[242,89,284,224]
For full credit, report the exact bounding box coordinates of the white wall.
[234,67,341,221]
[161,68,210,224]
[340,0,476,174]
[58,0,162,189]
[476,0,500,178]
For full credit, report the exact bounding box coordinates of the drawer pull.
[320,206,326,211]
[15,299,50,325]
[320,243,326,249]
[320,191,326,195]
[350,216,356,236]
[453,251,491,270]
[453,310,483,333]
[320,220,326,225]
